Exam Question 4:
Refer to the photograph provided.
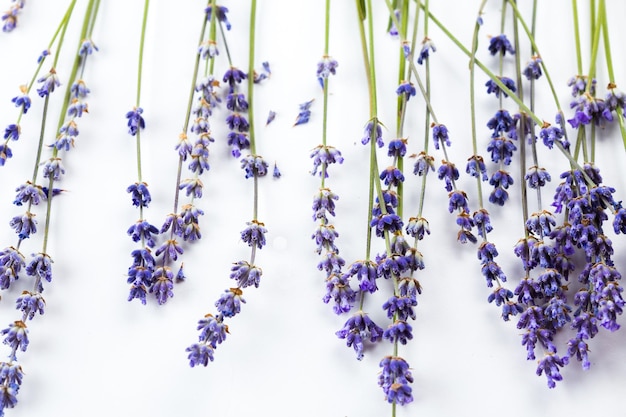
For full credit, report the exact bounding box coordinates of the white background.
[1,1,626,416]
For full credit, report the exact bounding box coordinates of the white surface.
[1,1,626,416]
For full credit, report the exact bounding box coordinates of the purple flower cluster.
[223,66,251,157]
[0,249,53,414]
[1,0,25,32]
[488,34,515,56]
[317,55,338,87]
[417,37,436,65]
[294,99,314,126]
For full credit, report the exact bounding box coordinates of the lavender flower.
[215,288,245,318]
[1,321,29,358]
[0,144,12,165]
[437,160,459,192]
[230,261,263,288]
[126,182,151,208]
[336,312,384,360]
[2,1,23,32]
[127,220,159,248]
[466,155,487,181]
[125,107,145,135]
[154,239,184,262]
[523,56,543,80]
[25,253,53,288]
[323,274,356,314]
[186,343,215,367]
[36,70,61,97]
[432,123,451,149]
[413,152,435,176]
[485,76,516,98]
[317,251,345,275]
[361,120,383,147]
[11,86,31,113]
[379,356,414,405]
[3,124,20,141]
[0,362,23,401]
[78,39,99,56]
[223,67,247,87]
[205,4,231,30]
[0,246,25,290]
[310,145,344,177]
[383,296,417,321]
[266,110,276,125]
[487,109,516,137]
[317,55,338,85]
[396,81,415,101]
[294,99,314,126]
[196,314,228,348]
[177,204,204,241]
[15,292,45,320]
[272,163,281,178]
[150,267,174,305]
[41,158,65,181]
[536,354,569,388]
[9,212,37,239]
[417,37,436,65]
[405,216,430,240]
[488,34,515,56]
[345,260,378,293]
[198,40,219,59]
[240,155,269,179]
[383,320,413,345]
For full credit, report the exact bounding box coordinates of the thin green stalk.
[598,0,626,150]
[324,0,331,55]
[571,0,583,74]
[355,1,375,263]
[172,2,212,213]
[598,0,613,82]
[248,0,257,155]
[585,5,602,95]
[42,0,100,253]
[505,0,563,113]
[511,0,530,228]
[50,0,78,69]
[469,0,488,210]
[422,7,542,126]
[136,0,150,105]
[320,0,332,187]
[53,0,97,154]
[30,97,51,185]
[395,0,409,219]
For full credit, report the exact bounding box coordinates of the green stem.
[511,0,530,228]
[571,0,583,74]
[31,97,51,184]
[136,0,150,105]
[42,0,100,254]
[320,0,332,188]
[506,0,562,113]
[586,4,602,94]
[50,0,78,69]
[248,0,257,155]
[423,7,542,126]
[324,0,331,55]
[172,3,212,213]
[355,0,374,261]
[599,0,614,82]
[469,0,488,210]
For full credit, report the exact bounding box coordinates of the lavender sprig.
[125,0,159,305]
[187,0,272,366]
[1,1,99,414]
[1,0,25,33]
